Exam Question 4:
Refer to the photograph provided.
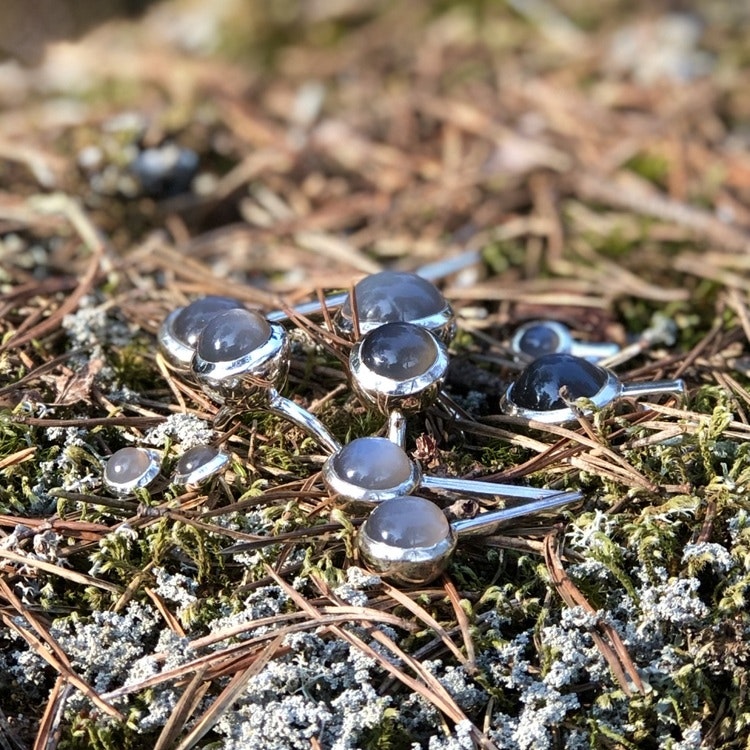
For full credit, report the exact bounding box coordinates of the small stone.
[341,271,447,326]
[517,323,561,358]
[171,296,244,347]
[130,144,199,198]
[510,352,608,411]
[104,447,159,489]
[196,309,271,363]
[331,437,413,490]
[359,322,437,380]
[364,495,450,549]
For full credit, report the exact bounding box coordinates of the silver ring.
[158,296,244,372]
[332,271,456,342]
[349,322,450,415]
[193,308,341,453]
[510,320,620,363]
[322,435,583,506]
[358,490,581,585]
[502,352,685,424]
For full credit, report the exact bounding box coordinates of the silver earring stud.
[103,446,161,495]
[358,492,581,585]
[332,271,456,342]
[158,295,244,372]
[348,322,450,445]
[193,308,341,453]
[323,435,582,507]
[510,320,620,363]
[172,444,230,486]
[502,352,686,425]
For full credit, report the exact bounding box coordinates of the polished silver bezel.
[333,304,456,344]
[348,332,449,414]
[358,522,457,585]
[158,307,195,371]
[103,448,161,495]
[172,447,231,486]
[322,445,421,504]
[502,368,622,424]
[193,322,289,405]
[511,320,573,362]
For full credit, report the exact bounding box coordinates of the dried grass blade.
[543,533,644,695]
[174,635,285,750]
[1,614,123,720]
[0,548,122,593]
[441,577,477,672]
[152,667,210,750]
[32,675,71,750]
[381,582,467,666]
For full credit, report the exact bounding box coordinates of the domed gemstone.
[331,437,413,490]
[175,445,220,475]
[517,323,561,358]
[104,447,159,487]
[364,495,450,549]
[359,322,438,380]
[173,445,229,484]
[510,352,608,411]
[196,309,271,363]
[341,271,446,326]
[171,296,243,346]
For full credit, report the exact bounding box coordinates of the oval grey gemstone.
[196,309,271,363]
[172,296,244,346]
[359,322,437,380]
[364,495,450,549]
[331,437,413,490]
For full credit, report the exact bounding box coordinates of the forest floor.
[1,1,750,748]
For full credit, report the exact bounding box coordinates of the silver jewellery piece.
[103,446,161,495]
[192,308,341,453]
[332,271,456,343]
[502,352,686,425]
[511,320,620,363]
[358,492,582,585]
[348,322,450,446]
[172,445,231,485]
[158,295,245,373]
[265,249,481,326]
[323,436,582,506]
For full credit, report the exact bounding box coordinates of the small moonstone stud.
[103,447,161,495]
[502,352,686,424]
[511,320,620,363]
[172,445,230,486]
[333,271,456,342]
[349,322,449,445]
[158,296,244,372]
[193,308,341,454]
[323,435,584,506]
[358,492,581,585]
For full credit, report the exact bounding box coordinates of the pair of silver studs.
[357,492,581,585]
[322,435,580,507]
[510,320,620,363]
[103,445,231,495]
[502,352,686,424]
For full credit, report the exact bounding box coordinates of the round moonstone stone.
[364,495,450,549]
[359,322,438,381]
[341,271,446,325]
[510,352,608,411]
[104,447,157,486]
[175,445,222,477]
[517,323,561,358]
[331,437,413,490]
[197,308,271,363]
[171,296,243,346]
